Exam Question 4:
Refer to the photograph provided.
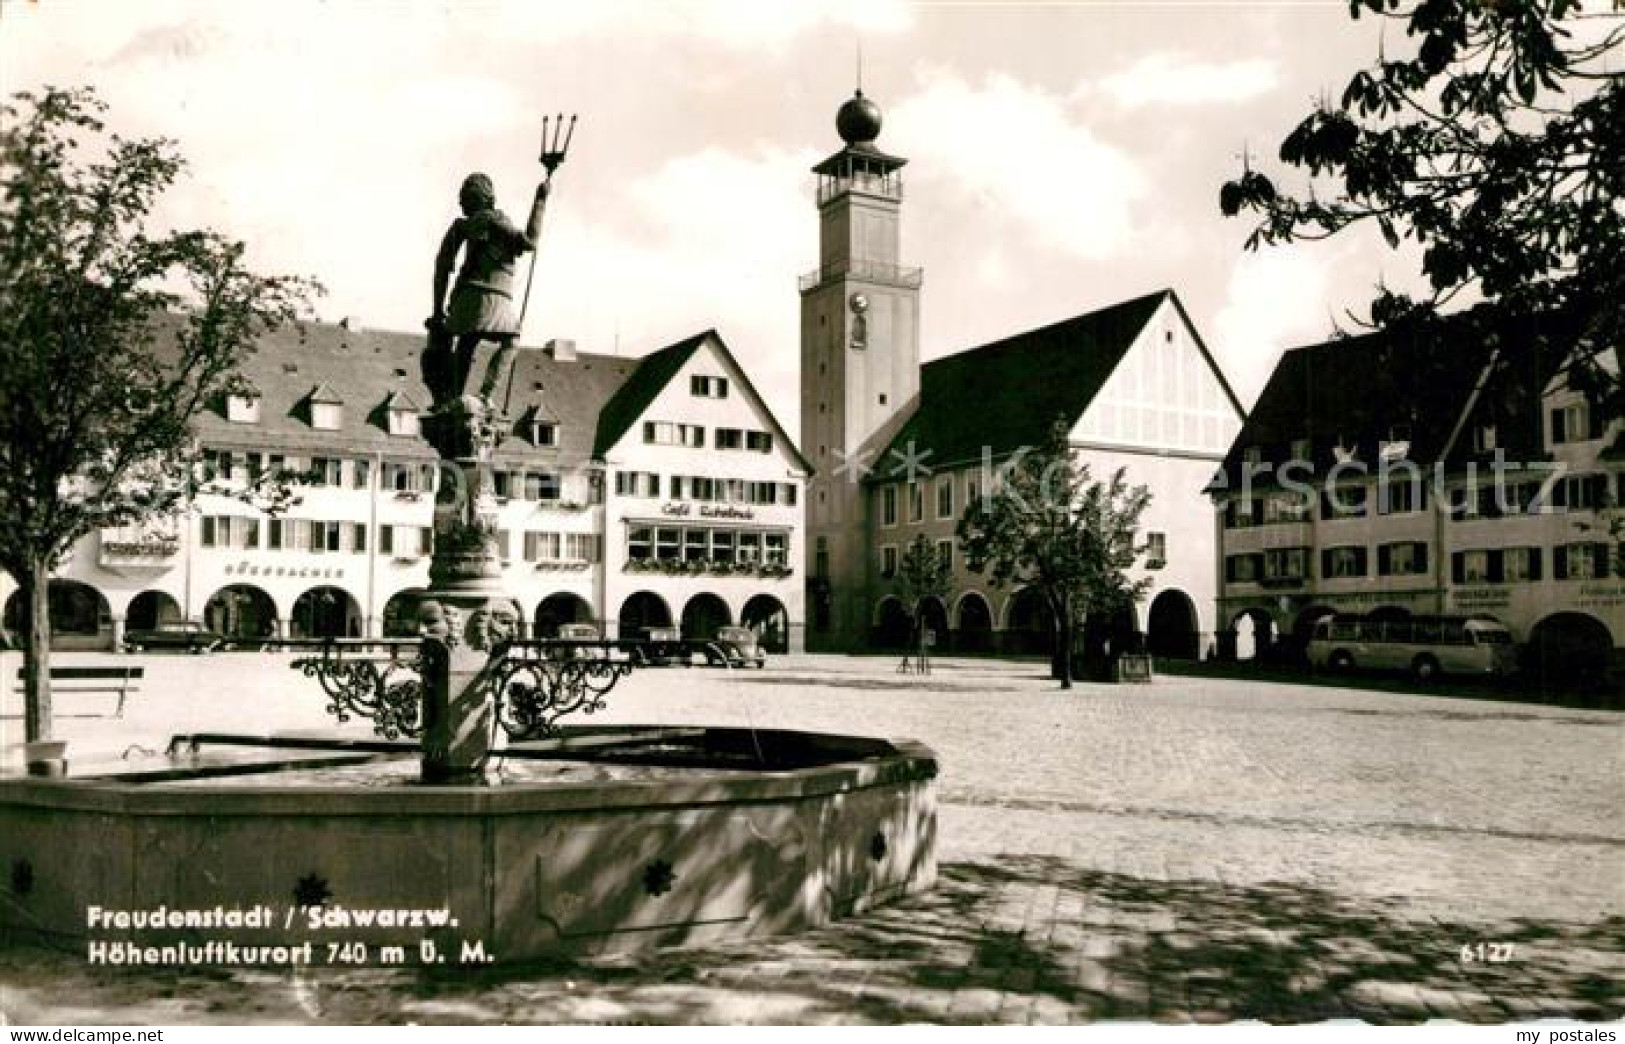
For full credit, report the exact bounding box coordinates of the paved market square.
[1,652,1621,1024]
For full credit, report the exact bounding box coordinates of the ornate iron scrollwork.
[491,642,635,741]
[288,640,427,740]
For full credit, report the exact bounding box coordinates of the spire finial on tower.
[857,39,863,94]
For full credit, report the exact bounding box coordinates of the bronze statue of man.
[425,172,548,404]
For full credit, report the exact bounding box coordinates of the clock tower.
[799,87,922,651]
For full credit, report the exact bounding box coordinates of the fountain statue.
[0,116,938,964]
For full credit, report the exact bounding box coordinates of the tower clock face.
[849,294,869,314]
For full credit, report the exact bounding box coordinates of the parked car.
[123,621,228,653]
[711,625,766,669]
[637,626,683,666]
[545,622,602,661]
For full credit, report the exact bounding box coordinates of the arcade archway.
[3,580,111,649]
[873,596,911,650]
[1147,589,1199,659]
[1003,587,1054,655]
[381,589,426,638]
[1231,608,1275,662]
[291,586,363,639]
[680,593,732,641]
[126,590,182,632]
[955,592,993,652]
[618,591,673,639]
[204,584,277,643]
[534,593,595,638]
[742,594,789,653]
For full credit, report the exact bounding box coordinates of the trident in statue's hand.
[540,113,577,177]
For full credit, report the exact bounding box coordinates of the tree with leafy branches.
[957,418,1153,689]
[1221,0,1622,411]
[894,532,952,674]
[1,86,318,742]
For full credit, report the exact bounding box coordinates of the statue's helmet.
[460,172,496,208]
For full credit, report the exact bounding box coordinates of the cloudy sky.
[5,0,1426,425]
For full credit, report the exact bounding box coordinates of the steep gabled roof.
[190,318,809,471]
[872,289,1174,476]
[1213,308,1574,492]
[591,329,814,473]
[593,331,711,457]
[198,320,440,458]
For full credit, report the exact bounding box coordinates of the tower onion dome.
[836,88,883,145]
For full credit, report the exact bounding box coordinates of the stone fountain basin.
[0,727,938,963]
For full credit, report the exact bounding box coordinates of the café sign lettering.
[659,503,755,521]
[224,561,346,580]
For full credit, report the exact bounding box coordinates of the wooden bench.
[7,665,144,719]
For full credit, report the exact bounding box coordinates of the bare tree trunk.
[22,557,53,742]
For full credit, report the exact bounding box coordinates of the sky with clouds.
[4,0,1437,427]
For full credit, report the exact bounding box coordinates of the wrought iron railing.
[279,639,427,740]
[282,637,729,745]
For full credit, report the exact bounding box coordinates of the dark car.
[712,626,766,669]
[124,621,227,653]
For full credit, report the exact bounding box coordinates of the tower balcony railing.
[798,258,924,294]
[817,172,904,206]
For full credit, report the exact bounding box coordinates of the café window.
[628,526,653,561]
[764,533,788,565]
[655,527,681,561]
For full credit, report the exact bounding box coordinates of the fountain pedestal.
[415,397,521,785]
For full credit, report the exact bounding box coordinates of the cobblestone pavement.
[1,652,1621,1024]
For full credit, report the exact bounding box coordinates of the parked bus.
[1307,613,1518,681]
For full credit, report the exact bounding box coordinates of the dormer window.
[226,394,261,424]
[531,421,558,447]
[383,391,422,437]
[388,409,419,437]
[308,384,343,431]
